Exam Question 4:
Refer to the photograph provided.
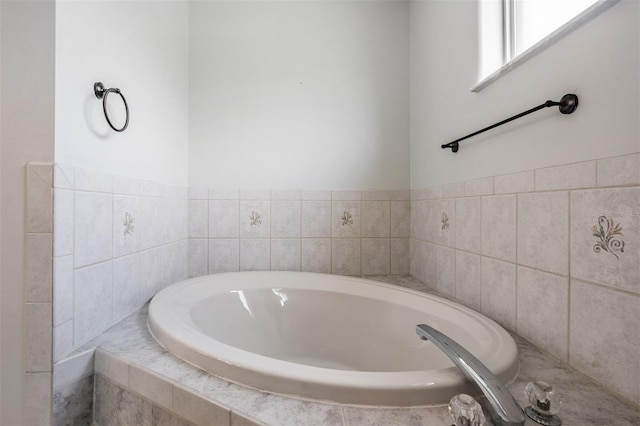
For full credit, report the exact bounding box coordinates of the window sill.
[471,0,619,93]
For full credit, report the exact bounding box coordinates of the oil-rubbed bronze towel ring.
[94,82,129,132]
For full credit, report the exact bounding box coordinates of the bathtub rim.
[148,271,520,406]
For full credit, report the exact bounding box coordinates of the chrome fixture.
[449,393,486,426]
[524,381,562,426]
[415,324,526,426]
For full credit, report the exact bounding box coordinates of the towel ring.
[94,82,129,132]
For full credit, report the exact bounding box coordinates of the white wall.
[0,1,56,424]
[410,0,639,188]
[55,0,189,186]
[189,1,410,190]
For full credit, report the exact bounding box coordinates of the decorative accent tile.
[240,201,270,238]
[209,239,240,274]
[517,266,569,361]
[331,239,361,276]
[271,201,301,238]
[435,199,455,247]
[332,201,361,238]
[597,153,640,187]
[570,280,640,405]
[271,239,301,271]
[455,251,481,311]
[481,195,516,262]
[435,246,455,297]
[113,195,139,258]
[362,239,390,275]
[209,200,239,238]
[480,257,516,332]
[517,191,569,275]
[571,187,639,294]
[362,201,390,238]
[535,160,596,191]
[301,239,331,274]
[455,197,481,253]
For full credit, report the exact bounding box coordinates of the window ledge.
[471,0,619,93]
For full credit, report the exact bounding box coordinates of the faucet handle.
[448,393,486,426]
[524,381,562,425]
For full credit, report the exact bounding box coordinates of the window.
[475,0,619,91]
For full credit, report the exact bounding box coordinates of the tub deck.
[56,276,640,425]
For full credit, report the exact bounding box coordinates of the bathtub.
[147,271,519,406]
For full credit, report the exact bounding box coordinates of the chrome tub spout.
[416,324,525,426]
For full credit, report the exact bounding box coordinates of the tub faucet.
[415,324,525,426]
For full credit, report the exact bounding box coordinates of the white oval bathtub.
[147,271,519,406]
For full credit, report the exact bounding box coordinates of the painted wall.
[0,1,56,424]
[410,0,639,188]
[55,0,189,186]
[189,1,410,190]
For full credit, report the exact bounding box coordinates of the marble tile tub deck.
[81,276,640,426]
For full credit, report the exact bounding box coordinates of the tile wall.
[25,163,189,425]
[187,189,411,278]
[410,152,640,406]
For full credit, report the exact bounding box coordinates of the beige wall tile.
[74,191,113,268]
[332,190,361,201]
[570,280,640,406]
[455,251,481,311]
[95,350,130,388]
[53,163,75,190]
[481,195,516,262]
[571,187,640,294]
[390,238,410,275]
[188,199,208,238]
[173,384,230,426]
[53,188,74,257]
[26,233,52,303]
[435,246,455,297]
[362,201,390,237]
[535,160,596,191]
[597,153,640,187]
[362,190,391,201]
[455,197,481,253]
[209,200,239,238]
[271,239,301,271]
[301,201,331,238]
[362,239,390,275]
[271,190,301,201]
[390,201,410,238]
[209,189,239,200]
[517,192,569,275]
[332,239,361,276]
[464,176,493,196]
[27,164,53,233]
[130,365,173,410]
[240,239,270,271]
[188,239,208,278]
[26,303,52,372]
[209,239,239,274]
[481,258,516,332]
[494,170,534,194]
[517,267,569,361]
[113,195,140,258]
[271,201,301,238]
[301,239,331,274]
[24,372,51,426]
